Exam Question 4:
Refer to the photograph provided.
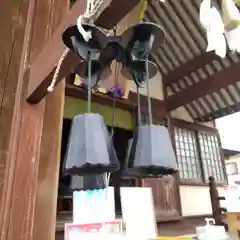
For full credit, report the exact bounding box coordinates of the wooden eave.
[147,0,240,121]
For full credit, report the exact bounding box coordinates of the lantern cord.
[87,51,92,113]
[137,83,142,126]
[145,54,152,125]
[47,48,70,92]
[77,0,104,42]
[110,98,116,138]
[110,26,119,138]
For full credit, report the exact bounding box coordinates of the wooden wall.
[0,0,30,210]
[0,0,68,239]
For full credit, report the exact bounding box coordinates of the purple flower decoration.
[107,84,124,99]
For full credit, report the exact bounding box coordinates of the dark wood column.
[0,0,68,239]
[31,0,69,239]
[33,81,66,240]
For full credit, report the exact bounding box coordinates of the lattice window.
[198,133,225,182]
[174,127,202,181]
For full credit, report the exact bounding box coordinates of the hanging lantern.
[64,113,119,175]
[63,26,120,175]
[122,22,177,177]
[222,0,240,53]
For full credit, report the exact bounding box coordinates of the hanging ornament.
[63,48,119,175]
[121,22,178,177]
[222,0,240,53]
[200,0,227,58]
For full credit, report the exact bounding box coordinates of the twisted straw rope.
[47,48,70,92]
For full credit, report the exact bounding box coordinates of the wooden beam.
[195,102,240,122]
[26,0,140,104]
[166,61,240,111]
[65,84,167,120]
[164,51,219,86]
[95,0,139,29]
[26,0,111,104]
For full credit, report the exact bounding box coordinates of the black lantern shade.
[121,22,178,177]
[127,125,178,177]
[64,113,119,175]
[121,60,158,86]
[121,22,166,59]
[62,24,108,61]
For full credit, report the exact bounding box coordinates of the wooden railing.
[209,176,227,229]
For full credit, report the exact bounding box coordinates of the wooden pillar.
[0,0,32,214]
[32,1,68,239]
[209,176,222,225]
[0,0,68,239]
[32,81,65,240]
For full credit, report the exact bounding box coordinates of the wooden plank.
[166,62,240,110]
[65,84,167,121]
[142,177,180,220]
[0,0,25,211]
[95,0,140,29]
[0,1,23,108]
[26,0,112,104]
[0,0,50,238]
[31,1,69,237]
[0,0,35,237]
[32,81,66,240]
[163,51,219,86]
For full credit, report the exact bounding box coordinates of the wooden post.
[32,0,69,238]
[32,81,65,240]
[209,176,222,225]
[0,0,68,239]
[0,0,31,209]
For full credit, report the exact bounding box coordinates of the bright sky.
[216,112,240,151]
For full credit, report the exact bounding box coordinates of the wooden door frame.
[163,77,183,217]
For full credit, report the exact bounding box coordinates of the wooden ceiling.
[146,0,240,121]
